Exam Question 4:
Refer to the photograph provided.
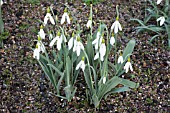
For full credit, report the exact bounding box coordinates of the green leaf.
[98,76,122,101]
[149,34,159,43]
[66,56,72,85]
[165,24,170,47]
[104,86,130,99]
[120,78,139,88]
[92,94,99,108]
[122,39,136,61]
[130,18,145,26]
[47,63,64,76]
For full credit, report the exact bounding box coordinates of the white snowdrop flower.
[37,35,45,53]
[99,39,106,61]
[86,18,92,28]
[44,7,55,25]
[76,57,85,72]
[157,16,165,26]
[74,37,84,56]
[33,44,40,60]
[61,8,70,25]
[103,76,106,84]
[49,32,62,50]
[38,25,45,39]
[157,0,162,4]
[124,58,133,73]
[68,32,75,50]
[92,31,102,50]
[110,33,115,46]
[111,17,122,34]
[118,54,123,64]
[60,34,67,43]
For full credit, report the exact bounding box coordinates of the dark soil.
[0,0,169,112]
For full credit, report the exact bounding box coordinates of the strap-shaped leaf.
[47,63,64,76]
[98,76,122,100]
[120,78,139,88]
[104,86,130,99]
[122,39,136,61]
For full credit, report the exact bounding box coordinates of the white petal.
[86,20,92,28]
[39,29,45,39]
[103,77,106,84]
[76,61,82,70]
[33,48,40,60]
[73,40,77,52]
[99,44,106,61]
[68,37,74,50]
[110,36,115,45]
[80,42,84,50]
[61,13,66,24]
[114,22,119,34]
[94,52,99,60]
[157,0,162,4]
[81,61,85,71]
[118,56,123,64]
[129,63,133,72]
[124,62,131,73]
[66,13,71,24]
[49,37,58,47]
[49,15,55,25]
[118,22,122,31]
[76,44,81,56]
[111,22,116,31]
[160,17,165,26]
[1,0,3,5]
[57,39,62,50]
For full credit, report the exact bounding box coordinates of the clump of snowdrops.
[131,0,170,48]
[33,4,139,108]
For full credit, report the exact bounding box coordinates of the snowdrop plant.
[131,0,170,48]
[33,4,139,108]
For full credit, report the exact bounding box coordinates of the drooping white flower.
[37,35,45,53]
[61,8,70,25]
[111,17,122,34]
[44,8,55,25]
[86,18,92,28]
[33,44,40,60]
[76,57,85,72]
[38,25,45,39]
[124,58,133,73]
[157,0,162,4]
[73,37,84,56]
[118,55,123,64]
[110,33,115,46]
[103,76,106,84]
[92,31,102,50]
[68,32,75,50]
[49,32,62,50]
[157,16,165,26]
[99,39,106,61]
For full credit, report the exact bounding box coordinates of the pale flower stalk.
[156,16,165,26]
[111,17,122,34]
[124,58,133,73]
[76,57,85,72]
